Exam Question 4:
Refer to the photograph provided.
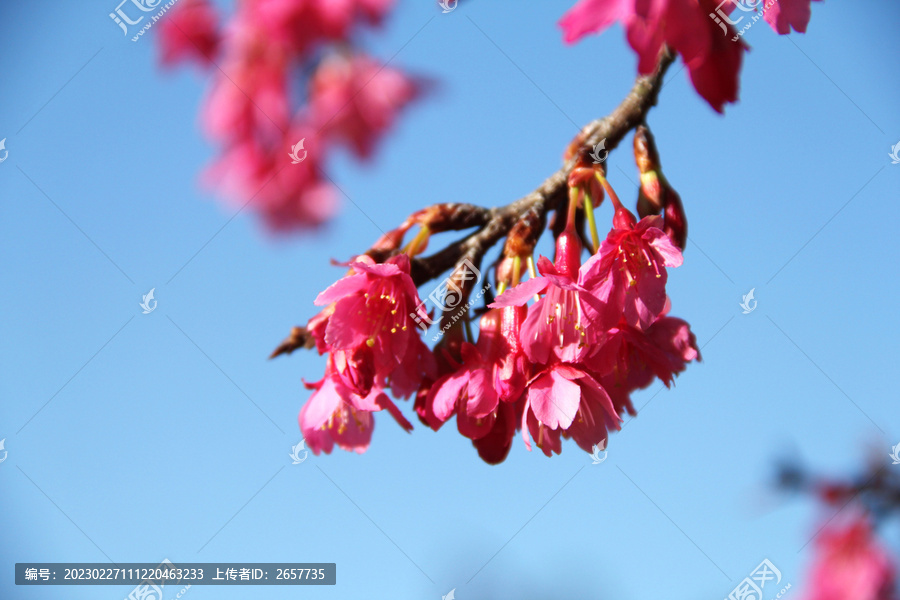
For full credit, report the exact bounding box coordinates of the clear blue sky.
[2,1,899,599]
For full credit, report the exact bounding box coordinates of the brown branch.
[409,49,676,287]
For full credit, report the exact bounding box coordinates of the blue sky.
[2,1,899,599]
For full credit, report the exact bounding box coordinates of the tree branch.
[409,49,676,287]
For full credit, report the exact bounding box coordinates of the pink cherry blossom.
[300,357,412,455]
[521,363,621,457]
[311,53,421,159]
[158,0,220,67]
[314,254,433,398]
[582,210,683,331]
[490,230,614,364]
[589,315,699,416]
[426,306,529,436]
[202,128,337,230]
[765,0,821,35]
[560,0,747,112]
[803,514,897,600]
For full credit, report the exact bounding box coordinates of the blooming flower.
[802,514,897,600]
[522,363,620,456]
[589,314,699,416]
[426,306,528,436]
[582,210,683,331]
[490,230,614,364]
[314,254,433,398]
[300,356,412,455]
[559,0,747,112]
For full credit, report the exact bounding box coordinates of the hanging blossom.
[300,254,435,454]
[285,149,700,462]
[559,0,819,112]
[156,0,422,231]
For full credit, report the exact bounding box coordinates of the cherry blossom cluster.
[560,0,821,112]
[293,123,699,463]
[157,0,420,230]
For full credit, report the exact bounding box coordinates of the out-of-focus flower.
[803,514,897,600]
[158,0,221,67]
[311,53,421,159]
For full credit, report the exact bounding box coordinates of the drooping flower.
[559,0,747,112]
[490,230,614,364]
[300,356,412,455]
[582,209,683,331]
[521,363,621,457]
[314,254,433,397]
[426,306,529,435]
[765,0,821,35]
[802,514,897,600]
[589,314,699,416]
[311,53,421,159]
[158,0,221,67]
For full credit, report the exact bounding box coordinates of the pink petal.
[314,272,369,306]
[559,0,632,44]
[528,369,581,430]
[489,277,548,308]
[429,372,467,422]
